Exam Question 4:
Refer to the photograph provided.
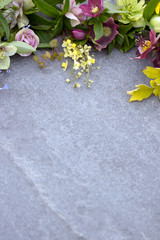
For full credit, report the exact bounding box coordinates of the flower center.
[92,7,100,14]
[142,40,151,52]
[103,27,112,37]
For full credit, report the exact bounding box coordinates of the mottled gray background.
[1,38,160,240]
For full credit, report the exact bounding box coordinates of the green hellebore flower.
[150,15,160,33]
[117,0,146,28]
[0,40,36,70]
[0,43,17,69]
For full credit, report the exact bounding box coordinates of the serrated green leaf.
[34,30,51,43]
[28,13,56,27]
[0,10,10,40]
[37,43,51,48]
[33,0,60,18]
[51,16,63,38]
[61,0,69,15]
[127,84,154,102]
[99,15,108,23]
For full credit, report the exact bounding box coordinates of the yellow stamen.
[142,40,151,53]
[92,7,100,14]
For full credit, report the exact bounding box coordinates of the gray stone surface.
[0,47,160,240]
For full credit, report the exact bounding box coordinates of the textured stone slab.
[0,47,160,240]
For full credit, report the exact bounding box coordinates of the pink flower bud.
[72,29,86,40]
[15,28,39,56]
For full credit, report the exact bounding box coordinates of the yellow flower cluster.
[61,39,97,88]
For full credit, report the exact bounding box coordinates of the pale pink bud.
[72,29,86,40]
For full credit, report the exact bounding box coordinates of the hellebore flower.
[117,0,146,28]
[150,15,160,33]
[65,0,86,27]
[80,0,103,18]
[91,17,119,51]
[3,0,35,29]
[15,28,39,56]
[0,43,17,69]
[72,29,86,40]
[134,29,160,67]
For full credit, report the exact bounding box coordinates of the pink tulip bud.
[72,29,86,40]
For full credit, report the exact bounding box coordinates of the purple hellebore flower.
[91,17,119,51]
[80,0,103,18]
[72,29,86,40]
[65,0,86,27]
[134,29,160,67]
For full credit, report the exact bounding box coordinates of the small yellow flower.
[76,83,81,88]
[66,78,70,83]
[73,50,78,55]
[62,60,68,71]
[155,2,160,14]
[66,39,71,44]
[91,58,95,64]
[77,72,81,77]
[72,43,76,48]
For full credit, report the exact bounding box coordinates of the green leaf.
[61,0,69,14]
[31,25,51,30]
[33,0,60,18]
[107,40,115,56]
[34,30,51,43]
[45,0,63,5]
[99,15,108,23]
[118,23,133,34]
[89,18,97,25]
[127,84,154,102]
[28,13,56,26]
[93,20,103,41]
[0,10,10,40]
[37,43,51,48]
[143,0,160,20]
[51,16,63,38]
[75,0,86,3]
[11,41,36,54]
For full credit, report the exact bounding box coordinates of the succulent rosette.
[91,17,119,51]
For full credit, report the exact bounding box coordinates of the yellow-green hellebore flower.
[117,0,146,28]
[0,43,17,69]
[150,15,160,33]
[3,0,35,29]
